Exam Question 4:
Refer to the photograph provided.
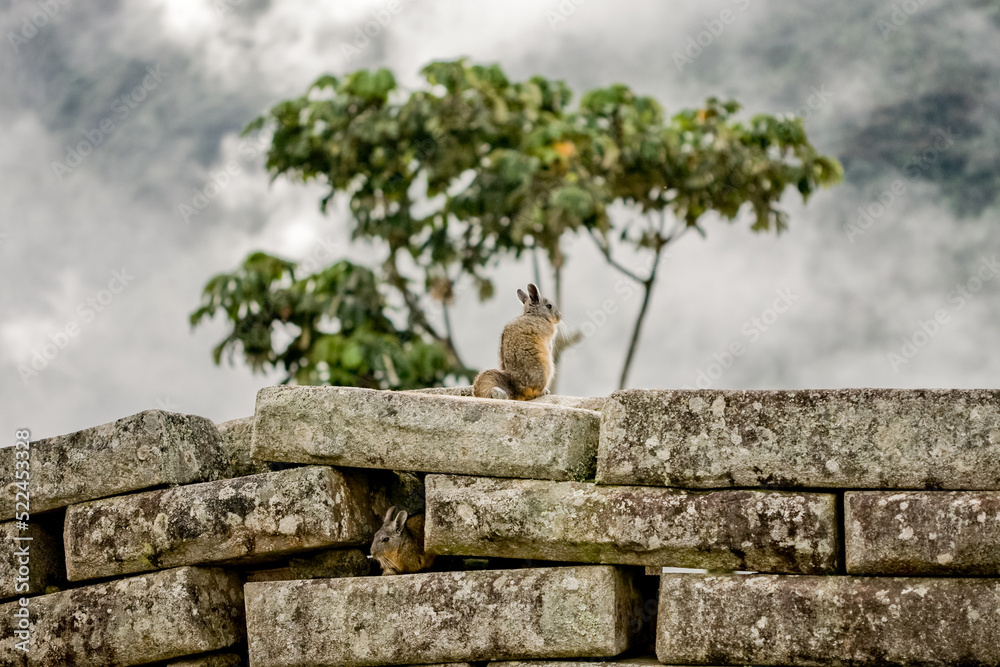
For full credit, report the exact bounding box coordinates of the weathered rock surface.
[425,475,838,574]
[165,653,244,667]
[598,388,1000,488]
[217,415,275,477]
[170,656,473,667]
[253,386,600,481]
[0,566,243,667]
[533,395,606,411]
[64,466,375,581]
[0,410,228,520]
[246,565,644,666]
[0,519,62,601]
[491,661,663,667]
[409,387,605,411]
[408,386,476,396]
[369,469,427,519]
[846,491,1000,575]
[657,573,1000,666]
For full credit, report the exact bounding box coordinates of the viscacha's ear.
[393,510,409,532]
[527,283,540,302]
[517,288,529,304]
[383,506,396,524]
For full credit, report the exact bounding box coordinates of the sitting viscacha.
[370,506,435,575]
[473,283,561,401]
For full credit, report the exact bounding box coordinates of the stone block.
[246,565,644,666]
[846,490,1000,575]
[656,573,1000,666]
[598,388,1000,489]
[0,519,62,600]
[533,395,606,411]
[165,653,244,667]
[408,387,604,411]
[408,386,475,396]
[491,661,663,667]
[252,386,599,481]
[64,466,375,581]
[426,475,838,574]
[0,566,243,666]
[368,470,426,520]
[0,410,229,520]
[217,416,275,478]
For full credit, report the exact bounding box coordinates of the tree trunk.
[618,277,655,390]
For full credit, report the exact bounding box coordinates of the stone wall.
[3,387,1000,666]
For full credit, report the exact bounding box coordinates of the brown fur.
[473,283,561,401]
[370,508,435,575]
[472,369,517,399]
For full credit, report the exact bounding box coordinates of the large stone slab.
[598,388,1000,489]
[657,573,1000,666]
[217,415,276,478]
[409,386,477,396]
[425,475,838,574]
[253,386,600,481]
[0,519,62,600]
[491,661,663,667]
[846,490,1000,575]
[246,565,644,666]
[0,410,229,520]
[165,653,244,667]
[410,387,605,411]
[0,566,243,667]
[64,466,375,581]
[532,395,605,411]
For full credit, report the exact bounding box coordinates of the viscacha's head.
[517,283,561,324]
[370,506,409,573]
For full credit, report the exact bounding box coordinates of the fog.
[3,0,998,439]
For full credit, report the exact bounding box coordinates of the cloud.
[2,0,999,440]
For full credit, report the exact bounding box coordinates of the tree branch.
[618,210,680,390]
[618,265,658,390]
[384,253,467,369]
[442,301,456,354]
[531,245,543,291]
[586,227,644,283]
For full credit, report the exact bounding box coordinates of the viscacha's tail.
[473,368,517,399]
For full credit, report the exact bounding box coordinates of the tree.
[190,252,467,388]
[192,59,841,389]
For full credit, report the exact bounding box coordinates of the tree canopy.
[192,59,841,389]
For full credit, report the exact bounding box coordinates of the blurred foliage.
[193,60,841,388]
[190,252,468,388]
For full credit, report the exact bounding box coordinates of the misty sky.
[2,0,999,440]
